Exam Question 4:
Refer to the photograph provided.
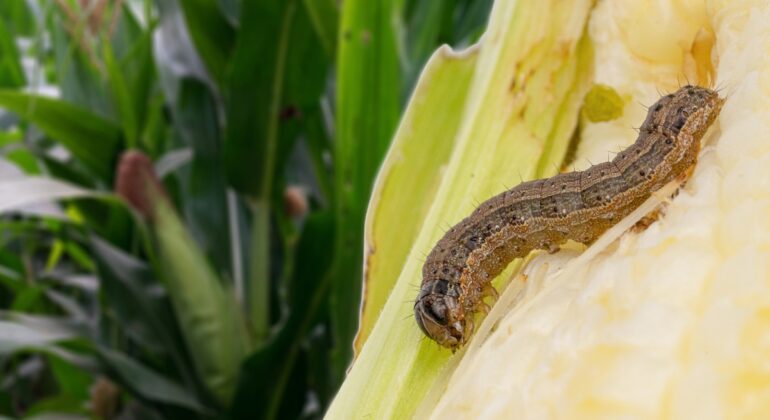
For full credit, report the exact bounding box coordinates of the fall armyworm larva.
[414,85,724,350]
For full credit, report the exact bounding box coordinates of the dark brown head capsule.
[414,280,467,349]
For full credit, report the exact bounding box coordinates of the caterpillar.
[414,85,724,350]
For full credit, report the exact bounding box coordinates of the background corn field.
[0,0,493,418]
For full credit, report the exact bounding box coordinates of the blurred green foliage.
[0,0,491,418]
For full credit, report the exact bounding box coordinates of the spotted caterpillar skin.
[414,85,723,350]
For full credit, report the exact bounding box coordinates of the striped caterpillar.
[414,85,724,350]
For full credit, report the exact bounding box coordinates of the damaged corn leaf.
[328,0,594,417]
[355,45,479,352]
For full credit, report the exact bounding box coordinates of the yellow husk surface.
[329,0,770,418]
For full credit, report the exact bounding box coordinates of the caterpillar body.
[414,85,724,350]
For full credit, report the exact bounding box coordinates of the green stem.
[260,1,295,198]
[250,1,297,341]
[249,199,270,340]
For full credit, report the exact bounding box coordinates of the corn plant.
[0,0,491,418]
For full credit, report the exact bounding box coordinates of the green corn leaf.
[90,235,191,365]
[172,79,231,275]
[103,41,139,149]
[302,0,339,58]
[0,0,35,36]
[329,0,402,383]
[0,177,101,214]
[0,320,77,354]
[49,21,113,118]
[222,0,293,197]
[0,92,123,181]
[97,347,209,413]
[173,0,235,86]
[0,19,25,88]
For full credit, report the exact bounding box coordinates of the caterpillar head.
[643,85,724,141]
[414,280,468,350]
